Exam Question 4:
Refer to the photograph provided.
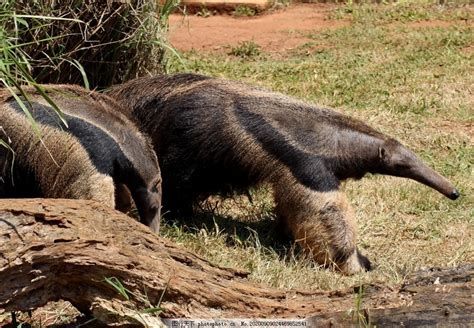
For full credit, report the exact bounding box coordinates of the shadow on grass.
[126,193,305,263]
[162,208,298,259]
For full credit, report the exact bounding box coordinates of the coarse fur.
[0,109,115,205]
[0,85,162,232]
[109,73,459,274]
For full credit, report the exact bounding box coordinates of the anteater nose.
[450,189,460,200]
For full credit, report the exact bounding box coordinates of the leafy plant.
[233,5,256,17]
[229,40,261,58]
[105,276,167,315]
[351,285,371,327]
[196,5,213,18]
[2,0,179,89]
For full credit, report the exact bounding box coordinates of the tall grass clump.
[1,0,178,90]
[1,2,69,149]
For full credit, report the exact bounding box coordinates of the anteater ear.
[378,146,386,161]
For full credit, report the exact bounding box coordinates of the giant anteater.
[0,85,162,232]
[109,73,459,274]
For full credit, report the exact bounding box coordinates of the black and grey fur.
[0,85,162,232]
[110,73,459,274]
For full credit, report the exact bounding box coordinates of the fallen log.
[0,199,472,327]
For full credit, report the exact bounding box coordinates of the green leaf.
[141,307,163,314]
[3,83,42,138]
[31,84,69,128]
[104,277,130,301]
[67,59,90,90]
[12,14,83,23]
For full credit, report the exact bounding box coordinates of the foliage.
[233,5,257,17]
[350,285,371,327]
[105,276,165,315]
[1,0,179,89]
[229,40,262,58]
[196,5,214,17]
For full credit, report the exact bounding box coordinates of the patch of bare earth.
[169,4,347,53]
[461,44,474,54]
[431,120,473,143]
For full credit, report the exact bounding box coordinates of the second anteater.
[109,73,459,274]
[0,85,162,232]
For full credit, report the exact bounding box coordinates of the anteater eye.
[151,178,161,193]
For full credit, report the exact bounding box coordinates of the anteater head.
[377,139,459,200]
[132,173,162,233]
[123,138,163,234]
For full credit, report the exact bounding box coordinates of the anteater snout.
[449,189,460,200]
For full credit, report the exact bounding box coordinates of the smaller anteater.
[0,85,162,232]
[109,73,460,274]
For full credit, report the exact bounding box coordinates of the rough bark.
[0,199,472,327]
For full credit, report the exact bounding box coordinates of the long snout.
[130,187,162,233]
[141,195,161,233]
[408,163,459,200]
[147,206,161,233]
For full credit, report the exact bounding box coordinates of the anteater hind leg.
[274,181,371,275]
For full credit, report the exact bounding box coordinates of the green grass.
[1,0,178,89]
[166,1,473,291]
[233,5,257,17]
[196,5,214,18]
[330,0,472,23]
[229,40,262,58]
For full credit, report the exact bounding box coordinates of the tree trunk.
[0,199,472,327]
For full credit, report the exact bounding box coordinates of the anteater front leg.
[274,179,371,275]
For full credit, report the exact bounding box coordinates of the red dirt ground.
[168,4,347,53]
[168,6,471,53]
